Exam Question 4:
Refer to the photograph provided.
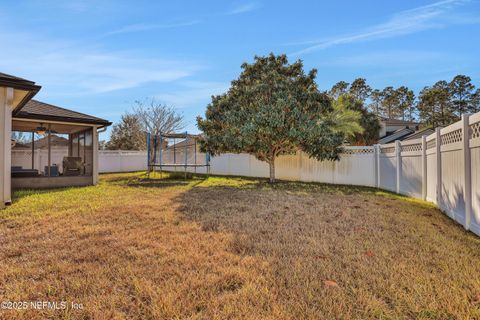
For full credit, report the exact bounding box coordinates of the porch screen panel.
[70,129,92,176]
[79,132,85,175]
[84,129,93,176]
[49,133,69,175]
[11,131,35,171]
[71,133,79,158]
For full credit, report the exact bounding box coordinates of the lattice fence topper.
[426,139,436,150]
[472,121,480,139]
[342,148,374,155]
[401,143,422,152]
[12,150,34,156]
[380,146,396,154]
[441,128,462,145]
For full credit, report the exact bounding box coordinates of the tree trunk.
[269,159,275,183]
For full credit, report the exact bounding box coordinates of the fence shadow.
[11,186,82,202]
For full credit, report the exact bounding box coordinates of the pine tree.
[418,81,455,127]
[349,78,372,104]
[329,81,349,100]
[449,75,475,116]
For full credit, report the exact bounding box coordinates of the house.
[377,117,434,144]
[158,135,202,165]
[0,72,111,208]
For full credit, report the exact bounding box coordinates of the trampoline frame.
[146,131,210,178]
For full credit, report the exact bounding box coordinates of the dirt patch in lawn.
[1,172,480,319]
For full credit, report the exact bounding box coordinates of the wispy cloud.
[31,0,115,13]
[290,0,476,55]
[104,20,201,36]
[103,2,260,37]
[0,29,204,96]
[226,2,260,15]
[316,50,448,68]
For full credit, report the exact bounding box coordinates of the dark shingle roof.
[378,128,415,144]
[379,117,419,126]
[403,128,436,141]
[14,100,111,126]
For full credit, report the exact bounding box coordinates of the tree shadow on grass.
[106,172,206,189]
[123,179,193,189]
[170,177,478,261]
[169,180,480,319]
[169,180,382,257]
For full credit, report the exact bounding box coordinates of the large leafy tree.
[197,54,362,183]
[107,114,146,150]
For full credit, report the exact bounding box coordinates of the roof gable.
[0,72,41,111]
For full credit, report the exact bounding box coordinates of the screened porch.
[11,119,94,189]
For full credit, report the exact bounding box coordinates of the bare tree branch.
[133,98,185,135]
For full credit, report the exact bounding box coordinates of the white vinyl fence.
[99,150,148,173]
[101,112,480,236]
[12,148,69,174]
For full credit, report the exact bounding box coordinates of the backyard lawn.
[1,172,480,319]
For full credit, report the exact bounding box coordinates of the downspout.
[97,126,107,134]
[96,126,108,150]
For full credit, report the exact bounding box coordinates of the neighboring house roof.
[403,128,436,141]
[30,136,69,149]
[0,72,41,110]
[166,137,196,150]
[379,117,419,126]
[12,135,70,149]
[379,127,437,144]
[378,128,415,144]
[11,140,29,149]
[379,117,419,127]
[14,100,112,127]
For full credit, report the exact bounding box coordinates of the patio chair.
[62,157,83,176]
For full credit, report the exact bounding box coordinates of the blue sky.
[1,0,479,140]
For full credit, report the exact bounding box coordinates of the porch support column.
[0,87,14,207]
[92,127,99,185]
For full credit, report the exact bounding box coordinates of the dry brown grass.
[1,172,480,319]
